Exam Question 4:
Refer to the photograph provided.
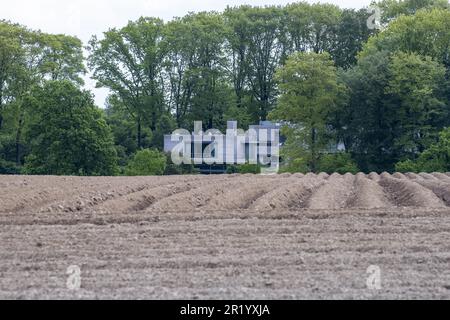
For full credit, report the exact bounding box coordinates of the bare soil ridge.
[2,173,450,214]
[1,174,450,299]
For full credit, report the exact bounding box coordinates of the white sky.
[0,0,373,106]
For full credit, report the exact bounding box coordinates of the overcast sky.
[1,0,373,106]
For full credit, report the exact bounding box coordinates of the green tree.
[306,3,342,54]
[283,3,372,69]
[0,22,28,167]
[0,21,26,131]
[396,127,450,172]
[337,50,448,172]
[375,0,450,23]
[152,113,176,150]
[283,3,342,55]
[386,52,447,156]
[277,127,311,174]
[223,6,287,123]
[243,6,285,121]
[125,149,167,176]
[88,17,165,148]
[283,2,315,54]
[161,18,194,127]
[38,33,86,85]
[23,81,118,176]
[1,21,86,166]
[223,6,252,117]
[331,9,376,69]
[221,3,372,128]
[163,12,231,130]
[104,94,154,167]
[361,9,450,68]
[337,51,397,172]
[270,52,344,172]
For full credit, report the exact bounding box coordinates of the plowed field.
[1,173,450,299]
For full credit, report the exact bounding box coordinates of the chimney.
[227,121,238,130]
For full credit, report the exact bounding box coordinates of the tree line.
[1,0,449,175]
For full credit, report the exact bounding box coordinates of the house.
[164,121,284,174]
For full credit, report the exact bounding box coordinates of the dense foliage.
[270,52,344,172]
[23,81,118,176]
[396,128,450,173]
[1,1,449,175]
[125,149,167,176]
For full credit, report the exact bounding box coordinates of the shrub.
[227,163,261,174]
[279,157,310,174]
[0,159,21,175]
[125,149,167,176]
[317,153,359,174]
[23,81,119,176]
[396,128,450,173]
[226,165,238,174]
[164,153,198,175]
[395,159,420,173]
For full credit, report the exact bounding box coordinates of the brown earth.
[1,173,450,299]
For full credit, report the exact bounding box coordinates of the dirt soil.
[1,173,450,299]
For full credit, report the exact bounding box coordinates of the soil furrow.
[418,173,438,180]
[432,173,450,183]
[348,173,393,209]
[250,175,327,211]
[204,176,286,211]
[409,179,450,207]
[41,179,160,213]
[379,174,446,208]
[148,176,242,212]
[307,173,356,210]
[90,176,207,213]
[0,177,120,213]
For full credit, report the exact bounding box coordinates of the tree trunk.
[0,93,3,129]
[137,117,142,149]
[311,127,317,173]
[236,93,242,110]
[15,113,24,166]
[151,111,156,131]
[208,117,213,130]
[0,89,3,130]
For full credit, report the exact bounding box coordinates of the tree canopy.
[1,2,450,175]
[23,81,118,176]
[270,52,344,172]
